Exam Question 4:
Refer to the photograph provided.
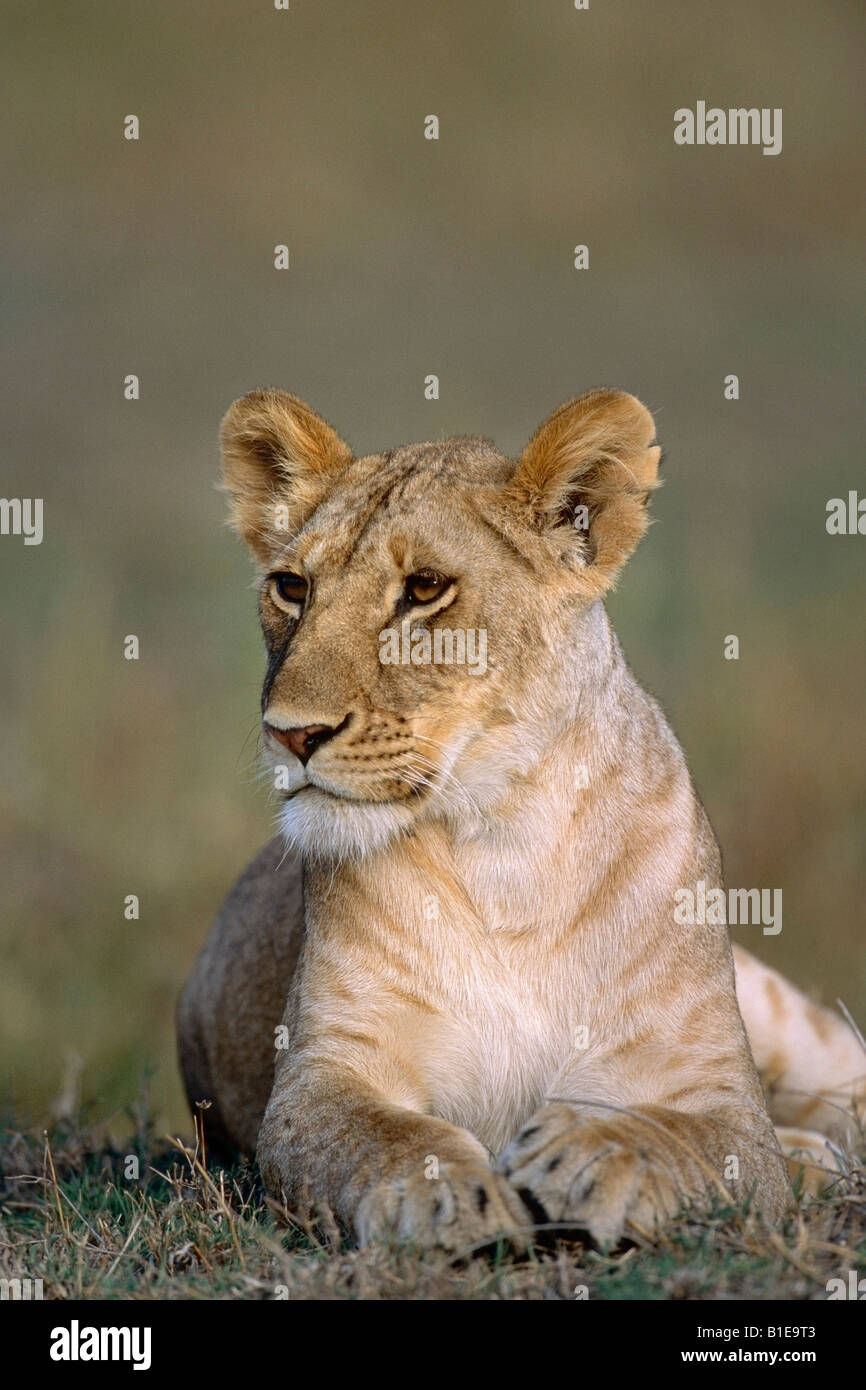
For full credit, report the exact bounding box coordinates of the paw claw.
[498,1105,681,1247]
[356,1160,530,1252]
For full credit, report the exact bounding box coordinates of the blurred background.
[1,0,863,1135]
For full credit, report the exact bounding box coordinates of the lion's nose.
[265,722,341,766]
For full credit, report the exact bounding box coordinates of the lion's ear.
[220,389,353,564]
[509,389,661,589]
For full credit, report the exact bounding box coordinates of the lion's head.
[221,388,660,860]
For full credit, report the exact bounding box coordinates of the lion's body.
[179,839,863,1168]
[178,388,863,1248]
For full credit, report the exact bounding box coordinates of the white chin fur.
[278,788,416,862]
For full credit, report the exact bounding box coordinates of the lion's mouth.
[282,777,431,807]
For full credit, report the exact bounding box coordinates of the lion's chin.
[278,786,417,862]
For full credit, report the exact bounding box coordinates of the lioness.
[178,388,863,1249]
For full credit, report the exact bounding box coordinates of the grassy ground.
[2,1106,863,1301]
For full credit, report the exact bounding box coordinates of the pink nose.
[265,722,337,766]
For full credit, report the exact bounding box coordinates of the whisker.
[402,752,483,818]
[404,757,491,830]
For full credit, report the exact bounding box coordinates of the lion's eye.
[405,572,450,605]
[271,572,308,606]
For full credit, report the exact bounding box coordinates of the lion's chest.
[347,829,617,1154]
[404,903,597,1155]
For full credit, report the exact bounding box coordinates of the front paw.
[355,1159,530,1253]
[497,1104,682,1247]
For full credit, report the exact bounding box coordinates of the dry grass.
[1,1103,864,1301]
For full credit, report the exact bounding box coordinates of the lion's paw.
[355,1159,529,1252]
[497,1103,682,1248]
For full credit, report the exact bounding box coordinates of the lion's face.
[221,389,660,860]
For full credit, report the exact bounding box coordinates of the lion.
[177,387,864,1250]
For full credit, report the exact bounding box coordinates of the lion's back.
[176,838,304,1156]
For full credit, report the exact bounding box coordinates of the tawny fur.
[178,388,863,1248]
